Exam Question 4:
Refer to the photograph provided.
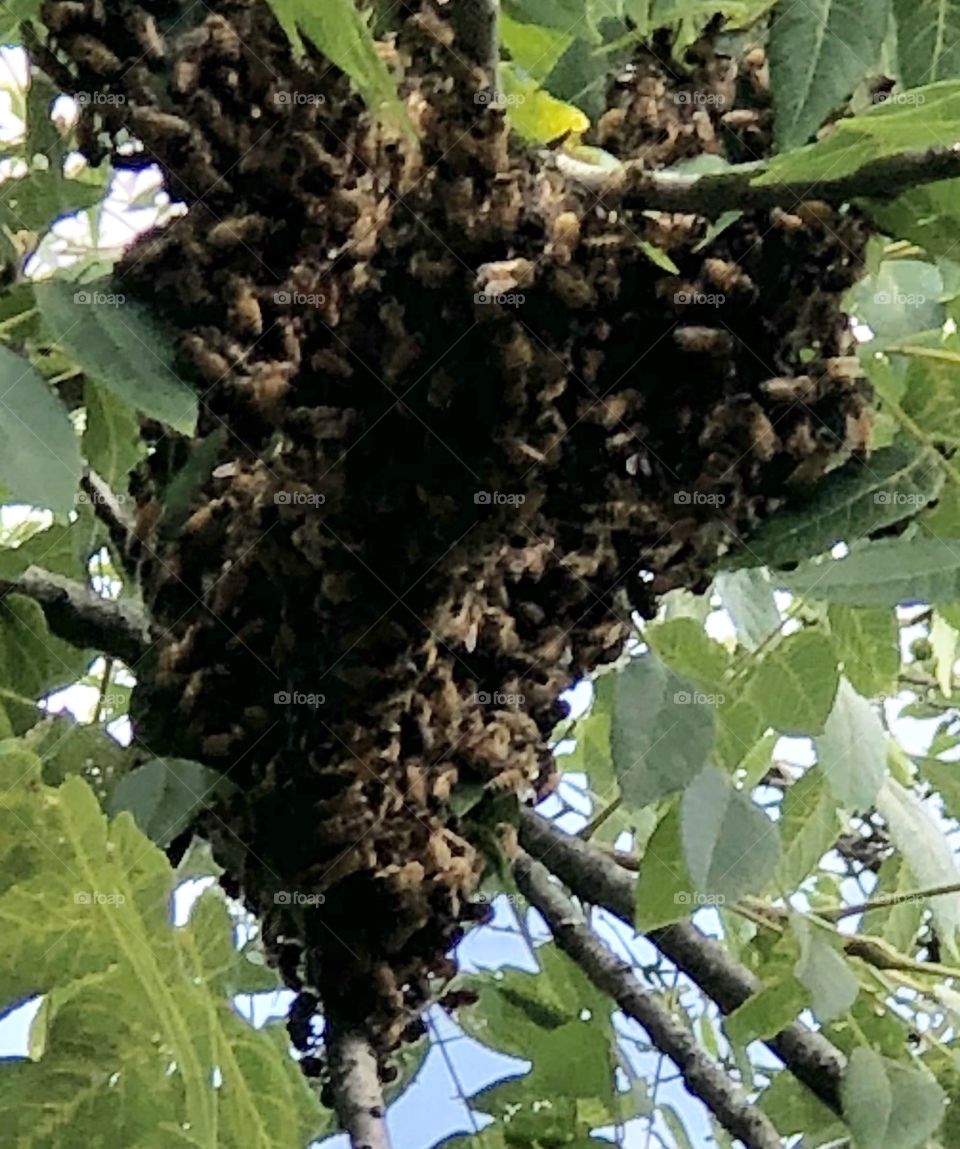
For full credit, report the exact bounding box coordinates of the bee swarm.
[40,0,871,1076]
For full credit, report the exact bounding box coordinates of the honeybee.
[228,279,263,338]
[673,325,733,354]
[702,257,754,294]
[69,34,121,76]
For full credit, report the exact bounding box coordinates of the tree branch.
[81,469,137,573]
[518,808,846,1113]
[514,851,784,1149]
[620,146,960,215]
[450,0,500,78]
[0,567,151,667]
[325,1011,392,1149]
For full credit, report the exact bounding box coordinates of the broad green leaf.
[814,677,887,812]
[768,0,888,149]
[681,767,780,904]
[759,1070,846,1142]
[752,630,839,736]
[792,916,859,1022]
[876,776,960,955]
[784,538,960,606]
[740,444,944,568]
[847,258,945,342]
[34,280,198,434]
[894,0,960,87]
[714,568,780,649]
[500,13,573,82]
[862,855,924,952]
[264,0,406,130]
[634,799,695,930]
[894,353,960,450]
[922,756,960,820]
[776,769,844,892]
[24,714,132,799]
[725,977,808,1045]
[645,617,730,686]
[931,611,959,693]
[828,605,899,696]
[756,78,960,185]
[842,1047,947,1149]
[611,654,714,810]
[865,179,960,259]
[82,381,144,492]
[106,758,228,847]
[0,345,81,514]
[500,63,591,143]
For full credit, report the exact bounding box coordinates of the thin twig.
[0,567,150,666]
[514,852,784,1149]
[518,808,846,1113]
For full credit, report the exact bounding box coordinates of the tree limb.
[450,0,500,79]
[620,146,960,215]
[518,808,846,1114]
[325,1011,392,1149]
[0,567,151,667]
[514,851,784,1149]
[81,469,137,573]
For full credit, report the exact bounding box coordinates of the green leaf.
[634,798,695,930]
[784,538,960,606]
[741,444,944,568]
[34,280,198,434]
[768,0,888,149]
[842,1047,947,1149]
[865,179,960,259]
[757,77,960,185]
[894,0,960,87]
[264,0,407,131]
[828,605,899,697]
[760,1070,846,1141]
[714,568,780,649]
[725,977,808,1045]
[846,259,945,342]
[752,629,839,736]
[610,654,715,810]
[0,345,81,514]
[776,768,844,892]
[106,758,228,847]
[645,617,730,686]
[500,13,573,82]
[499,62,591,143]
[82,380,144,492]
[815,677,887,812]
[681,767,780,904]
[792,916,859,1022]
[862,855,924,952]
[876,776,960,955]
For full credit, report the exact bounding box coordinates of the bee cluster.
[40,0,871,1069]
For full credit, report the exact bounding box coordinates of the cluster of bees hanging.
[38,0,871,1066]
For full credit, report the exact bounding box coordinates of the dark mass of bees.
[39,0,872,1075]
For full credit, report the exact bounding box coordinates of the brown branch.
[451,0,500,79]
[514,851,784,1149]
[518,808,846,1114]
[0,567,150,666]
[325,1011,392,1149]
[620,146,960,216]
